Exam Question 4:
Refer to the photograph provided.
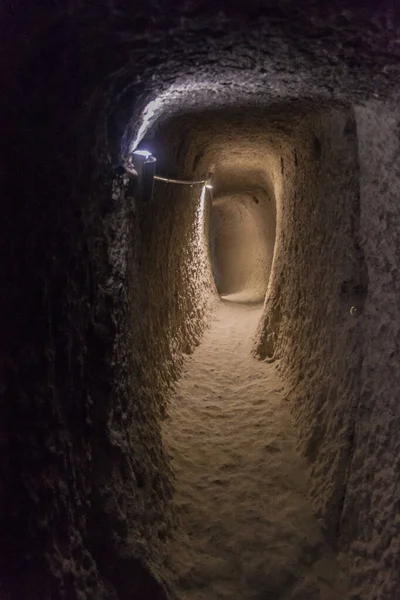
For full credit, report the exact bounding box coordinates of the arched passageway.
[210,189,275,303]
[145,101,362,598]
[3,4,400,600]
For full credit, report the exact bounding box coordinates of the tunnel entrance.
[210,190,275,304]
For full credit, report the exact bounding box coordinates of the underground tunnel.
[2,3,400,600]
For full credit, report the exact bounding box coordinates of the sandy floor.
[163,300,347,600]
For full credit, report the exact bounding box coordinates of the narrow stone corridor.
[164,301,347,600]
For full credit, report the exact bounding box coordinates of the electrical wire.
[153,175,208,185]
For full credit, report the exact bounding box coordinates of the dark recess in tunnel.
[1,2,400,600]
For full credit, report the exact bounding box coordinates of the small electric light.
[128,150,157,202]
[205,182,213,190]
[133,150,153,159]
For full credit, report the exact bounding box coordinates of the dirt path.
[163,300,347,600]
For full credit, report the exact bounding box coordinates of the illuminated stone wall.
[254,106,366,544]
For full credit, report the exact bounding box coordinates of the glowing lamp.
[133,150,153,159]
[130,150,157,202]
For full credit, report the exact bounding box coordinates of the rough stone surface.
[135,173,215,403]
[2,1,400,599]
[253,106,367,540]
[339,102,400,600]
[164,301,348,600]
[211,189,275,302]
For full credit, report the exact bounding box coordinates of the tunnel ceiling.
[147,103,339,196]
[4,1,399,162]
[118,2,400,151]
